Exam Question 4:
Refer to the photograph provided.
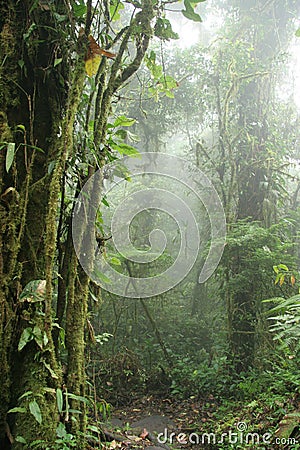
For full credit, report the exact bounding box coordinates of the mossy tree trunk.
[0,1,77,447]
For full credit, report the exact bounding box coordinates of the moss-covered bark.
[0,0,82,447]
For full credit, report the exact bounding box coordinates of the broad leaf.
[110,256,122,266]
[113,115,136,127]
[110,0,124,21]
[19,279,46,302]
[85,55,101,77]
[29,400,42,424]
[6,142,15,172]
[182,8,202,22]
[72,0,87,18]
[18,327,33,351]
[154,18,179,40]
[56,388,63,413]
[182,0,202,22]
[56,422,67,438]
[111,142,140,157]
[278,263,289,271]
[16,436,27,444]
[32,325,43,349]
[93,268,111,284]
[66,393,91,404]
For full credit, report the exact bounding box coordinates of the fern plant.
[263,294,300,354]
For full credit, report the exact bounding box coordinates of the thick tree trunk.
[225,0,300,372]
[0,1,84,446]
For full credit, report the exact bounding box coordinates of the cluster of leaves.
[106,115,140,157]
[144,51,178,100]
[221,221,296,294]
[264,293,300,356]
[9,387,110,449]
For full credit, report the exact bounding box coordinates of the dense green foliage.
[1,0,300,449]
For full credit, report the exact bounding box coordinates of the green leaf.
[275,273,281,285]
[54,57,63,67]
[29,400,42,424]
[182,8,202,22]
[110,256,121,266]
[66,393,91,405]
[278,264,289,271]
[6,142,15,172]
[18,327,33,351]
[115,129,128,140]
[102,196,110,207]
[162,75,178,89]
[53,12,67,23]
[56,422,67,438]
[165,90,175,98]
[18,142,44,153]
[113,115,136,127]
[43,332,49,347]
[126,130,140,143]
[145,52,163,79]
[43,361,58,379]
[19,279,46,302]
[18,59,25,70]
[262,296,284,304]
[33,325,43,349]
[113,162,132,180]
[88,424,101,433]
[56,388,63,413]
[8,407,27,414]
[89,290,99,303]
[23,23,37,41]
[110,0,124,21]
[182,0,202,22]
[296,28,300,37]
[48,160,56,174]
[16,436,27,444]
[30,440,45,446]
[72,0,86,18]
[93,268,111,284]
[111,142,140,157]
[154,17,179,40]
[16,124,26,133]
[19,391,33,401]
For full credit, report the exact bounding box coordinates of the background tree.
[93,0,300,392]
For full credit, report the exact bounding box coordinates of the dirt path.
[102,395,212,449]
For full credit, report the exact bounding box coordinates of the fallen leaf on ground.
[140,428,149,439]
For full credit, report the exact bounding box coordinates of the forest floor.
[99,393,294,450]
[102,395,207,449]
